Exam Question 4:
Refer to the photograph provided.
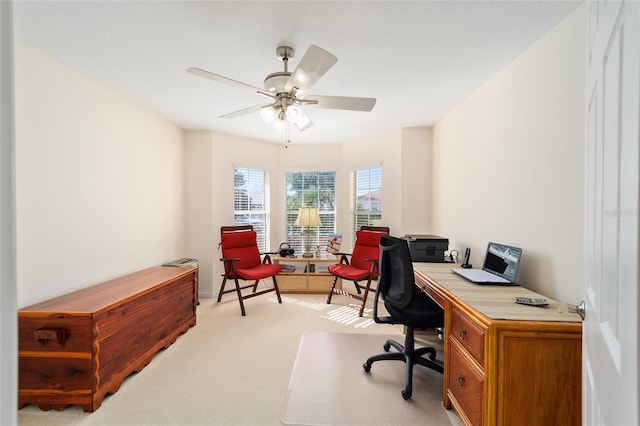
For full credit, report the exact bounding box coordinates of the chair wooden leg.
[251,280,259,293]
[234,278,247,316]
[217,276,228,302]
[326,275,340,304]
[272,275,282,303]
[358,279,373,317]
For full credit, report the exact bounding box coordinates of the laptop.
[452,242,522,285]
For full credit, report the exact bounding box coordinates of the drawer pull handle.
[459,328,466,340]
[34,328,67,347]
[458,374,465,386]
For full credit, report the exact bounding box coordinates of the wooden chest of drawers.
[18,266,198,412]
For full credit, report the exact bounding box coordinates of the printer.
[404,234,449,263]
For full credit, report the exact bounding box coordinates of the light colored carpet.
[281,331,455,426]
[17,292,462,425]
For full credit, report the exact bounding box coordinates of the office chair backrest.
[220,226,261,269]
[378,235,415,309]
[351,230,387,274]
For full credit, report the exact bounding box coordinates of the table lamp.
[295,207,322,258]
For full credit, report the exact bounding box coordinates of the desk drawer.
[450,306,485,365]
[448,340,484,426]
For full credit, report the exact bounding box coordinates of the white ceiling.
[13,1,582,145]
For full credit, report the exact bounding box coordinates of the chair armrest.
[220,257,240,276]
[364,258,380,276]
[332,252,351,257]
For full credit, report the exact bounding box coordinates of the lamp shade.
[294,207,322,227]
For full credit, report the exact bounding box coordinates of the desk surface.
[413,263,582,323]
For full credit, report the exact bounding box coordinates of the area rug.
[281,331,457,426]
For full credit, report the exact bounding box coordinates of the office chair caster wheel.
[383,342,391,352]
[401,389,412,400]
[363,362,371,373]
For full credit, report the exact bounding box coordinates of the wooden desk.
[413,263,582,426]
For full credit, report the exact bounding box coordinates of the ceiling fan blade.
[219,103,273,119]
[186,67,274,99]
[301,95,376,112]
[285,45,337,96]
[294,107,314,132]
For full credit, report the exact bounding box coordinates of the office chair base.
[363,328,443,400]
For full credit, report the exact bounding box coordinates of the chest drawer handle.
[458,374,465,386]
[459,328,467,340]
[34,328,67,347]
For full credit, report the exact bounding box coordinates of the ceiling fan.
[186,45,376,133]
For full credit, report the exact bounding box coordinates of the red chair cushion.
[327,263,370,281]
[236,263,282,280]
[327,230,388,281]
[221,230,261,269]
[350,230,385,272]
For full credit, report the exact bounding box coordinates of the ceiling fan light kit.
[187,44,376,141]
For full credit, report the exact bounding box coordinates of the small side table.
[272,255,342,293]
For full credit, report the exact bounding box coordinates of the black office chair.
[363,235,444,400]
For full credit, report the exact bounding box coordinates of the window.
[234,167,270,252]
[353,166,382,235]
[285,171,336,254]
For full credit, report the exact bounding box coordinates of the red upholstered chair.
[218,225,282,316]
[326,226,390,316]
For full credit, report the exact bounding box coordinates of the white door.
[583,1,639,425]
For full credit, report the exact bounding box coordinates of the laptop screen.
[483,242,522,282]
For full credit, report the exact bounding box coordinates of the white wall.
[401,127,433,236]
[185,131,213,297]
[432,5,586,303]
[15,43,187,307]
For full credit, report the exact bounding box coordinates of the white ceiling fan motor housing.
[264,46,295,94]
[264,72,291,94]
